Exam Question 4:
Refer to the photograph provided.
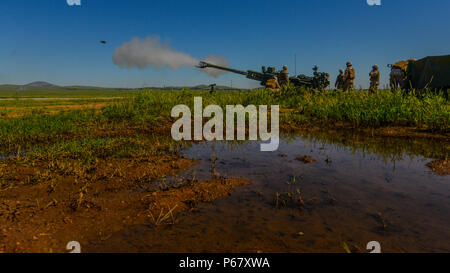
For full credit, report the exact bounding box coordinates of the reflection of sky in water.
[0,151,27,160]
[178,133,447,183]
[176,135,449,251]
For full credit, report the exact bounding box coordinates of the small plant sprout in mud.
[374,211,388,231]
[69,183,90,211]
[342,242,352,253]
[211,149,219,178]
[275,192,280,208]
[297,188,304,209]
[286,176,296,185]
[148,205,178,226]
[190,170,197,183]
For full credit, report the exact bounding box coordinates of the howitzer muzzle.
[197,61,208,69]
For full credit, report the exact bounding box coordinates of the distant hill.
[0,83,248,94]
[24,81,57,87]
[145,84,244,91]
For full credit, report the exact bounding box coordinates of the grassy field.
[0,85,138,98]
[1,87,449,155]
[103,87,450,131]
[0,84,242,98]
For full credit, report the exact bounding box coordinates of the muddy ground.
[0,123,448,252]
[1,102,110,118]
[0,155,249,252]
[427,159,450,176]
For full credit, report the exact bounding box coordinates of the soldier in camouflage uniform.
[279,65,289,86]
[335,69,345,90]
[369,65,380,93]
[266,76,281,93]
[209,83,217,94]
[343,62,355,92]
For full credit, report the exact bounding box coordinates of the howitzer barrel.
[197,61,248,76]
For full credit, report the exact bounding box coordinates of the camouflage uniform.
[266,76,280,93]
[279,65,289,86]
[343,62,355,92]
[389,59,415,90]
[390,69,404,90]
[209,83,216,94]
[369,65,380,93]
[335,69,345,89]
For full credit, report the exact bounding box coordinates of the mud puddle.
[88,133,450,253]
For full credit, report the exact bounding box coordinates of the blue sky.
[1,0,449,88]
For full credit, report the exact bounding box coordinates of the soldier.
[335,69,345,90]
[266,76,280,93]
[390,67,403,90]
[343,62,355,92]
[209,83,216,94]
[279,65,289,86]
[369,65,380,93]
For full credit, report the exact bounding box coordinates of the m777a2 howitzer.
[197,61,330,90]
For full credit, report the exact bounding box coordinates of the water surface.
[88,132,450,253]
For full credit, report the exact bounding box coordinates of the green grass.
[0,110,98,153]
[286,89,449,130]
[0,85,138,98]
[27,135,179,164]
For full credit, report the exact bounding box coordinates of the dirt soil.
[2,103,109,110]
[295,155,317,164]
[2,103,110,118]
[0,155,250,253]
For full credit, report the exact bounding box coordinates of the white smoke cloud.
[113,36,197,69]
[113,36,229,77]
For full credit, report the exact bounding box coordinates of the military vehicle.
[197,61,330,90]
[388,55,450,93]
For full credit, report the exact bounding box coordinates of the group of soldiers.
[266,62,380,93]
[335,62,380,92]
[265,65,290,91]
